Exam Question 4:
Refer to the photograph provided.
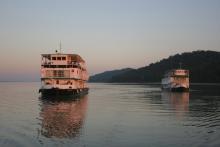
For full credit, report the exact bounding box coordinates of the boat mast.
[59,41,62,53]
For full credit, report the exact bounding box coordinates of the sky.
[0,0,220,81]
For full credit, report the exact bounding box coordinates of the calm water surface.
[0,82,220,147]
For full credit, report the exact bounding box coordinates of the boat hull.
[39,88,89,97]
[162,86,189,92]
[170,87,189,92]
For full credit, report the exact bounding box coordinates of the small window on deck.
[52,57,56,60]
[57,57,61,60]
[62,57,66,60]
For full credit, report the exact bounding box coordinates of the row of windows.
[53,70,64,77]
[173,77,188,81]
[45,70,70,78]
[51,56,66,61]
[45,70,84,78]
[42,65,80,68]
[44,80,84,85]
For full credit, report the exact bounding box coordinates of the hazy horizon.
[0,0,220,81]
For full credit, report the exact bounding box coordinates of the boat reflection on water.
[38,95,88,138]
[161,92,189,117]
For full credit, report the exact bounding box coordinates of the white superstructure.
[161,69,189,92]
[39,52,89,95]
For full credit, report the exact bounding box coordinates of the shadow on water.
[37,94,88,139]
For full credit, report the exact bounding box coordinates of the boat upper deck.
[41,54,86,70]
[164,69,189,78]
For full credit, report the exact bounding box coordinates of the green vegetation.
[89,50,220,83]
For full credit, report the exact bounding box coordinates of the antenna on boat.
[59,41,62,53]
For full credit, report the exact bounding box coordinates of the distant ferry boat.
[39,50,89,96]
[161,68,189,92]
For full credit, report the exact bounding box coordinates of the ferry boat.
[39,50,89,96]
[161,68,189,92]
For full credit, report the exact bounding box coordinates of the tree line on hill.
[89,50,220,83]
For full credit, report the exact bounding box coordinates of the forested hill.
[89,68,134,82]
[89,50,220,83]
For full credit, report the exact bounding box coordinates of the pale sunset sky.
[0,0,220,81]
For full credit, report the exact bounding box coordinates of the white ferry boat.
[39,51,89,96]
[161,68,189,92]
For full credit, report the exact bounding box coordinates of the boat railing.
[42,61,52,65]
[41,61,82,68]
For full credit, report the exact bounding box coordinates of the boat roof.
[167,69,189,72]
[165,69,189,73]
[41,53,85,62]
[164,69,189,76]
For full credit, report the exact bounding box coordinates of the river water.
[0,82,220,147]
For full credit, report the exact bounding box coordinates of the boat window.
[53,70,64,77]
[57,57,61,60]
[58,65,66,68]
[62,57,66,60]
[52,57,56,60]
